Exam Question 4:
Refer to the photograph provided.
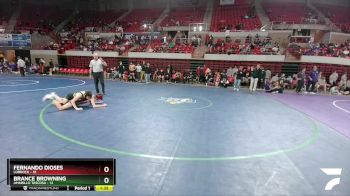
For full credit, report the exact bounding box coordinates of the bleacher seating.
[262,1,315,24]
[119,8,163,32]
[300,63,350,80]
[15,4,72,33]
[160,7,205,27]
[0,4,13,27]
[205,61,283,73]
[127,58,191,72]
[70,10,126,31]
[314,4,350,33]
[132,39,194,53]
[211,0,261,31]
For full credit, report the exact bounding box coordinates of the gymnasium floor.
[0,75,349,196]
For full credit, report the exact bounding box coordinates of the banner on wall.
[220,0,235,5]
[0,34,31,48]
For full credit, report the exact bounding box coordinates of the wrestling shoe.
[42,92,57,102]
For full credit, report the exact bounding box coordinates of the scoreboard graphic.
[7,158,116,191]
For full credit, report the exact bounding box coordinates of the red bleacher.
[160,7,205,27]
[314,4,350,33]
[211,0,261,31]
[262,1,313,24]
[205,61,283,73]
[127,58,191,72]
[72,10,126,31]
[133,39,194,53]
[119,8,163,32]
[15,4,72,33]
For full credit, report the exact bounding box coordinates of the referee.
[89,53,107,95]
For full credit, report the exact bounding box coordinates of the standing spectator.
[144,63,151,84]
[249,64,261,92]
[129,62,136,82]
[48,59,54,75]
[89,53,107,95]
[265,69,271,84]
[25,57,31,73]
[234,66,244,91]
[17,57,25,77]
[306,66,319,94]
[118,62,124,81]
[39,58,46,75]
[140,61,146,82]
[329,70,338,86]
[296,68,306,93]
[135,63,142,81]
[226,67,234,78]
[259,67,266,89]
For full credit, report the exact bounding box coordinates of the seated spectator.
[317,72,330,94]
[271,73,279,83]
[330,86,341,95]
[220,70,229,88]
[205,72,214,86]
[266,81,283,94]
[329,70,338,86]
[172,71,182,83]
[158,69,165,82]
[165,67,172,83]
[339,73,347,89]
[214,71,221,87]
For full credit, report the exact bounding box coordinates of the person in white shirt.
[265,69,271,84]
[271,73,279,83]
[89,53,107,95]
[339,73,347,88]
[17,56,26,77]
[329,71,338,86]
[135,63,142,81]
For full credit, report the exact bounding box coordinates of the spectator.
[39,58,46,75]
[306,66,319,94]
[25,57,31,73]
[48,59,54,75]
[226,67,234,77]
[118,62,124,81]
[271,73,279,83]
[265,69,271,84]
[158,69,165,82]
[135,63,142,81]
[144,63,151,84]
[128,62,136,82]
[265,81,283,94]
[234,66,244,91]
[258,67,266,89]
[249,64,261,92]
[141,61,146,82]
[339,73,347,88]
[329,70,338,86]
[317,72,330,94]
[220,70,229,88]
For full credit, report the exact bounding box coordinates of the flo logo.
[159,97,196,105]
[320,168,342,191]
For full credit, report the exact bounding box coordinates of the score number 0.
[103,166,110,184]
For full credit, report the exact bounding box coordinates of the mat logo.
[321,168,342,191]
[159,97,196,105]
